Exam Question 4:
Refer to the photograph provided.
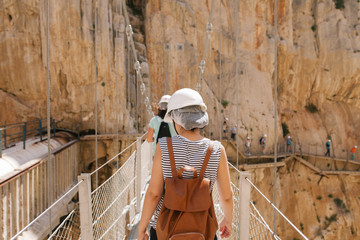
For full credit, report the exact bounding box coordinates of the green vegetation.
[294,190,297,194]
[334,198,349,212]
[142,73,149,78]
[281,122,290,137]
[317,215,321,223]
[311,25,317,32]
[317,196,322,200]
[333,0,345,9]
[101,82,105,87]
[324,214,337,229]
[221,100,229,108]
[328,194,333,198]
[308,177,311,182]
[300,223,304,231]
[305,103,319,113]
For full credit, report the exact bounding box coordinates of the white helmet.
[159,95,171,104]
[355,145,358,148]
[264,134,267,137]
[164,88,207,122]
[247,137,250,139]
[158,95,171,110]
[288,136,291,138]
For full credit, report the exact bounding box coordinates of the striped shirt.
[149,135,221,229]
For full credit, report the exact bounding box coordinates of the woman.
[138,88,233,239]
[147,95,177,156]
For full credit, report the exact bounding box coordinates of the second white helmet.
[158,95,171,110]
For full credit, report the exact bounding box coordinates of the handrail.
[90,132,147,176]
[10,180,83,240]
[0,119,57,151]
[245,177,309,240]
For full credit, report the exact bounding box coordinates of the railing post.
[78,173,93,240]
[40,120,43,141]
[136,137,142,213]
[23,123,26,149]
[238,171,251,240]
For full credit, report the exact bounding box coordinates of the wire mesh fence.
[48,205,81,240]
[90,139,152,240]
[91,151,136,239]
[249,202,279,240]
[212,163,279,240]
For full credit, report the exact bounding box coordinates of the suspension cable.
[246,178,309,240]
[219,0,222,140]
[121,0,154,122]
[207,36,212,137]
[164,44,169,95]
[235,0,239,168]
[179,44,184,88]
[196,0,215,91]
[94,0,99,188]
[273,0,279,234]
[45,0,52,233]
[115,0,120,168]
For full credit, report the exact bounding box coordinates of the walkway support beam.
[78,173,94,240]
[136,137,142,213]
[238,171,251,240]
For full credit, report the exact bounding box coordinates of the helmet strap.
[173,120,180,135]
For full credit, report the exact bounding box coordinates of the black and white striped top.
[149,135,221,229]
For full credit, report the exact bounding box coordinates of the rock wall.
[145,0,360,155]
[0,0,150,134]
[1,0,360,239]
[246,159,360,239]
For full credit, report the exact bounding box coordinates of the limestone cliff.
[246,159,360,239]
[0,0,150,133]
[145,0,360,156]
[1,0,360,239]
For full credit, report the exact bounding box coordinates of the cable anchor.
[140,82,146,95]
[199,60,206,74]
[126,25,133,41]
[206,22,213,39]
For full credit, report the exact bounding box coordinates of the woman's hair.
[157,109,167,119]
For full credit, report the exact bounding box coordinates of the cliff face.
[1,0,359,150]
[145,0,360,155]
[1,0,360,239]
[247,159,360,239]
[0,0,150,133]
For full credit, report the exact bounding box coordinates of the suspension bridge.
[1,0,359,239]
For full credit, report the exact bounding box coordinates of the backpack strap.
[199,141,214,179]
[166,137,177,178]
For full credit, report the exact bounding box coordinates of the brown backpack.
[156,138,218,240]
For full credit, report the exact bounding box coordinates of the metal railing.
[212,164,280,240]
[4,141,79,240]
[0,119,56,156]
[225,162,308,240]
[9,133,312,240]
[77,133,151,240]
